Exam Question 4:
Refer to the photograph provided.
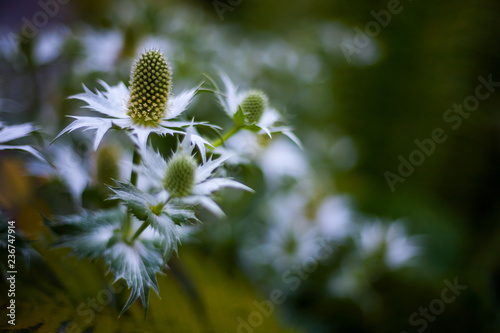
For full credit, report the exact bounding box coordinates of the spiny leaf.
[44,209,122,260]
[233,105,246,127]
[109,181,181,257]
[104,240,164,316]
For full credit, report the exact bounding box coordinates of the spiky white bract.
[55,52,213,151]
[0,122,45,160]
[216,73,302,149]
[141,126,253,217]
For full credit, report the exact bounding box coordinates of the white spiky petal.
[56,80,214,151]
[0,122,45,160]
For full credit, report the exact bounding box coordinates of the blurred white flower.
[0,122,44,160]
[316,196,353,241]
[27,141,92,201]
[328,257,380,312]
[257,137,309,187]
[34,26,69,65]
[327,219,419,313]
[356,220,419,269]
[213,130,259,165]
[77,29,123,73]
[242,192,321,272]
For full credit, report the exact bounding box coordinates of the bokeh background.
[1,0,500,332]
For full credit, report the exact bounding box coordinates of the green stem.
[129,221,150,243]
[211,125,242,148]
[130,148,141,186]
[128,197,171,243]
[123,148,141,239]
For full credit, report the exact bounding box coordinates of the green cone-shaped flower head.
[127,50,172,126]
[163,153,197,198]
[241,90,268,125]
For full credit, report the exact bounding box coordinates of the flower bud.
[163,154,196,198]
[240,90,268,125]
[127,50,172,126]
[96,145,120,185]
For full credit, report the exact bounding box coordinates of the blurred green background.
[1,0,500,332]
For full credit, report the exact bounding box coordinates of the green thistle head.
[163,154,197,198]
[127,50,172,127]
[240,90,268,125]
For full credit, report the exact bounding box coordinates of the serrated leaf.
[109,181,180,257]
[104,240,164,316]
[109,181,160,221]
[44,208,170,316]
[167,203,200,225]
[45,209,122,260]
[233,105,246,126]
[243,123,262,132]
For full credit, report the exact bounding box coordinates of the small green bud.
[240,90,268,125]
[163,154,197,198]
[127,50,172,127]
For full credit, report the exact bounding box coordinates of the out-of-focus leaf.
[44,209,121,260]
[0,247,299,333]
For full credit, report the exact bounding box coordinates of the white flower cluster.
[46,49,300,315]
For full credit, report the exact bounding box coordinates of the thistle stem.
[128,197,171,243]
[123,148,141,239]
[211,125,242,148]
[129,221,150,243]
[130,148,141,186]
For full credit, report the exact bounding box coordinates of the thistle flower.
[163,154,197,198]
[140,126,253,216]
[216,73,302,148]
[240,90,268,125]
[55,50,211,153]
[127,50,172,126]
[0,121,45,160]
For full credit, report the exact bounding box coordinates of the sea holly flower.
[55,50,211,151]
[0,121,45,160]
[212,73,302,148]
[139,126,254,217]
[240,90,269,125]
